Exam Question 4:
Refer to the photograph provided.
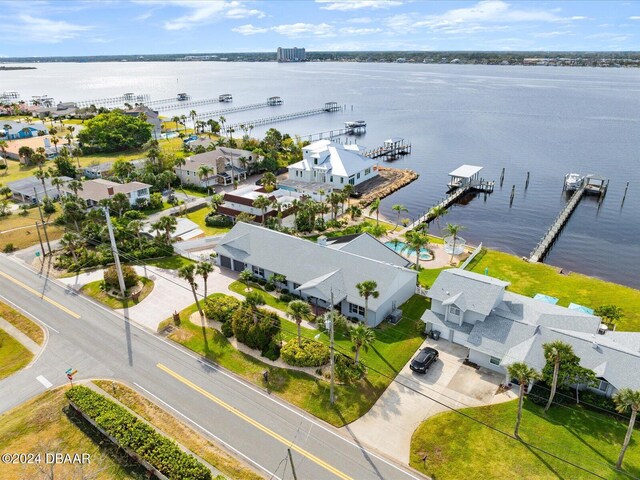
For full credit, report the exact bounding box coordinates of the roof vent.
[317,235,327,247]
[445,291,450,296]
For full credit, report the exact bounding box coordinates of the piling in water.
[525,172,530,190]
[510,185,515,206]
[500,168,505,187]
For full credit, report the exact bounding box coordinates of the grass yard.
[93,380,262,480]
[0,387,144,480]
[177,186,209,198]
[0,208,63,250]
[410,399,639,480]
[184,207,232,236]
[0,329,32,379]
[229,280,290,311]
[467,249,640,331]
[166,293,428,426]
[80,277,154,309]
[0,301,44,344]
[142,255,194,270]
[418,266,450,288]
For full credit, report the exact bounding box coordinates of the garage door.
[220,255,232,269]
[232,260,246,272]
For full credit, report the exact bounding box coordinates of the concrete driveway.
[346,338,517,464]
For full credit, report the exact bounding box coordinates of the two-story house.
[61,179,151,208]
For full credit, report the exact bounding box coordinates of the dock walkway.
[528,184,586,263]
[402,185,471,233]
[154,97,226,112]
[222,103,342,134]
[195,101,276,121]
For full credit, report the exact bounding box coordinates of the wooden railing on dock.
[195,101,276,121]
[221,104,342,134]
[405,185,471,232]
[528,183,586,263]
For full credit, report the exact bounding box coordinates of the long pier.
[300,120,366,142]
[195,101,278,121]
[405,185,471,232]
[76,93,150,109]
[153,97,229,112]
[222,102,342,135]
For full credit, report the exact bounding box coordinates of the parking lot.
[346,338,517,463]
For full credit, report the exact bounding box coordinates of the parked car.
[410,347,439,373]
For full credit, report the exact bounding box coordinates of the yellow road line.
[157,363,353,480]
[0,270,81,319]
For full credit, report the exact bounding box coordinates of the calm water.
[3,62,639,288]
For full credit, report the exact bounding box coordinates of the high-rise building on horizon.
[277,47,306,63]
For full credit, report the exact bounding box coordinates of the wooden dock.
[221,102,342,135]
[364,137,411,161]
[153,96,229,112]
[76,93,150,109]
[195,101,279,121]
[405,185,471,231]
[528,175,608,263]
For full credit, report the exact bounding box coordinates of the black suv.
[410,347,439,373]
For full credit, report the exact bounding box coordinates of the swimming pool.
[384,241,433,261]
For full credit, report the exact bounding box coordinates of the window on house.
[349,303,366,317]
[596,379,609,392]
[187,171,190,176]
[314,158,318,165]
[449,306,460,316]
[340,177,344,184]
[348,176,355,185]
[252,267,264,277]
[365,167,371,175]
[489,356,501,366]
[357,173,361,179]
[292,282,301,290]
[330,176,333,182]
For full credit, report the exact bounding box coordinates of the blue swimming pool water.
[384,241,433,261]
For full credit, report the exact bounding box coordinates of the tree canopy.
[77,111,152,152]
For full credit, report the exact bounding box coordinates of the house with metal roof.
[421,269,640,397]
[214,223,417,326]
[281,140,378,197]
[7,175,73,203]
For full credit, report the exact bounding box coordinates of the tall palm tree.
[51,176,66,201]
[252,195,272,225]
[429,205,448,235]
[72,146,83,168]
[444,223,465,263]
[350,323,375,365]
[34,169,49,194]
[197,164,214,193]
[347,205,361,220]
[239,269,253,292]
[542,341,576,412]
[507,362,540,439]
[261,171,277,192]
[218,116,226,136]
[178,264,203,318]
[369,198,381,226]
[180,115,187,132]
[0,140,8,172]
[59,231,82,264]
[613,388,640,469]
[196,261,214,299]
[189,110,198,132]
[67,179,83,198]
[210,193,224,213]
[404,230,430,271]
[151,215,177,244]
[356,280,379,325]
[287,300,312,346]
[391,204,408,230]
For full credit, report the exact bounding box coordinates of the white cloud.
[271,22,335,37]
[534,31,572,38]
[316,0,402,11]
[138,1,265,30]
[7,14,92,43]
[570,16,589,20]
[629,16,640,20]
[347,17,373,24]
[232,24,268,35]
[339,27,382,35]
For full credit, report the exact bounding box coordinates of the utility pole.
[34,221,45,258]
[329,289,335,405]
[287,448,298,480]
[103,207,127,297]
[33,187,51,255]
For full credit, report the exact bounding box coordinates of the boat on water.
[564,173,584,191]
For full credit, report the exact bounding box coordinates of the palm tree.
[444,223,465,263]
[613,388,640,469]
[356,280,379,325]
[0,140,8,172]
[347,205,361,221]
[189,110,198,132]
[178,264,203,318]
[196,261,214,299]
[51,136,59,154]
[429,205,448,234]
[67,179,83,198]
[507,362,540,439]
[318,188,325,205]
[391,204,408,230]
[404,230,430,270]
[51,176,66,201]
[261,171,277,192]
[218,116,226,136]
[252,195,272,225]
[210,193,224,213]
[171,116,181,131]
[287,300,312,346]
[180,115,187,132]
[350,323,375,365]
[542,341,575,412]
[239,269,253,292]
[369,198,381,226]
[243,291,265,324]
[72,146,83,168]
[151,215,177,244]
[60,231,82,264]
[34,168,49,194]
[197,164,214,193]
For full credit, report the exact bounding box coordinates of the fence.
[460,242,483,270]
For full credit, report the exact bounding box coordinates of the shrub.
[279,293,294,303]
[2,243,16,253]
[335,354,366,383]
[264,282,275,292]
[256,278,267,286]
[221,320,234,337]
[148,192,163,210]
[280,288,289,295]
[42,199,56,214]
[281,339,329,367]
[203,295,240,323]
[231,305,280,353]
[66,386,211,480]
[314,218,326,231]
[104,264,138,290]
[205,214,233,228]
[262,341,281,361]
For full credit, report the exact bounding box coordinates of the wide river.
[2,62,639,288]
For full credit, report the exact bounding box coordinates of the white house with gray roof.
[422,269,640,397]
[214,223,416,326]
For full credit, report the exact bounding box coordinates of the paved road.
[0,254,425,480]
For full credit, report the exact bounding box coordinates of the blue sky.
[1,0,639,57]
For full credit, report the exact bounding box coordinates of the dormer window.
[449,306,460,316]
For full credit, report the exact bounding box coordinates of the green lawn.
[142,255,194,270]
[0,301,44,345]
[410,399,639,480]
[418,266,450,288]
[467,249,640,331]
[184,207,232,236]
[0,329,32,379]
[177,186,209,198]
[80,277,154,309]
[229,280,290,311]
[166,294,428,426]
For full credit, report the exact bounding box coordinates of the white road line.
[36,375,52,388]
[133,382,281,480]
[4,259,421,480]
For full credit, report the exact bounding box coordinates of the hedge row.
[66,386,211,480]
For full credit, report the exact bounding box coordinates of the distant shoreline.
[0,66,37,71]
